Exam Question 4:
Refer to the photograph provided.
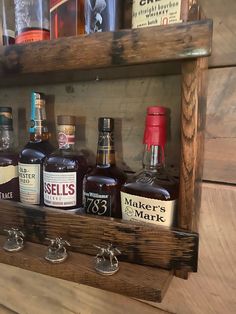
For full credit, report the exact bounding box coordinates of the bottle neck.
[0,129,14,151]
[30,103,49,142]
[143,144,165,171]
[96,131,116,167]
[57,124,75,150]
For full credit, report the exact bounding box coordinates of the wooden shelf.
[0,236,173,302]
[0,19,212,86]
[0,200,198,272]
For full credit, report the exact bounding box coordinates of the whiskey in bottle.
[43,115,88,210]
[121,106,178,227]
[19,92,54,205]
[83,117,127,218]
[50,0,85,39]
[0,107,19,201]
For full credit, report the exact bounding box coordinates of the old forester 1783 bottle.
[19,92,54,205]
[0,107,19,201]
[121,107,178,227]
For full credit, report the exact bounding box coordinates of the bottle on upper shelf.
[43,115,88,210]
[83,117,127,218]
[84,0,123,34]
[14,0,50,44]
[132,0,189,29]
[50,0,85,39]
[0,107,19,201]
[2,0,15,45]
[121,106,178,227]
[19,92,54,205]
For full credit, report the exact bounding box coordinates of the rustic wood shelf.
[0,235,173,302]
[0,200,198,272]
[0,19,212,86]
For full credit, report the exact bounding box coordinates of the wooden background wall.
[0,0,235,313]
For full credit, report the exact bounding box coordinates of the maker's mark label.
[132,0,182,29]
[121,192,176,226]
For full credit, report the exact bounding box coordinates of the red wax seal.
[143,106,167,151]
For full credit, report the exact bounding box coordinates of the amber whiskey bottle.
[121,107,178,227]
[0,107,19,201]
[83,117,127,218]
[50,0,85,39]
[19,92,54,205]
[43,115,88,210]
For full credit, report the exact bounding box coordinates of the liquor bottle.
[43,115,88,210]
[132,0,187,29]
[14,0,50,44]
[83,117,127,218]
[84,0,123,34]
[121,106,178,227]
[2,0,15,45]
[19,92,54,205]
[0,107,19,201]
[50,0,85,39]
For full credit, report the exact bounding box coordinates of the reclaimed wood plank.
[0,236,173,303]
[0,200,198,272]
[0,20,212,79]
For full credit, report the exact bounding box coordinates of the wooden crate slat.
[0,200,198,272]
[0,20,212,81]
[0,236,173,302]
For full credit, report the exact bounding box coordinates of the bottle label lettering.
[44,171,77,207]
[0,165,19,201]
[132,0,182,29]
[19,163,41,204]
[121,192,176,226]
[84,191,111,217]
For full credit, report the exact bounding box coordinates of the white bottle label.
[132,0,182,29]
[121,192,176,226]
[19,163,41,204]
[0,165,18,185]
[44,171,77,207]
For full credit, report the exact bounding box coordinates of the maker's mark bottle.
[121,106,178,227]
[19,92,54,205]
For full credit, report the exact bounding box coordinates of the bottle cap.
[143,106,167,150]
[98,117,114,132]
[0,107,13,129]
[57,115,76,125]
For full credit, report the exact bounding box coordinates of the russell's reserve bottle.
[19,92,54,205]
[43,115,88,210]
[121,106,178,227]
[83,117,127,218]
[0,107,19,201]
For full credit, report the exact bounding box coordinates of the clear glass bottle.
[50,0,85,39]
[121,106,178,227]
[14,0,50,43]
[84,0,123,34]
[19,92,54,205]
[83,117,127,218]
[0,107,19,201]
[2,0,15,45]
[43,115,88,210]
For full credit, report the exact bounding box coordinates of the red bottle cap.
[143,106,167,151]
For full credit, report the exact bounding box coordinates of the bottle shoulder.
[121,168,178,201]
[0,150,19,166]
[19,140,54,163]
[85,165,127,185]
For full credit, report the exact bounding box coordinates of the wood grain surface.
[0,201,198,272]
[0,236,173,303]
[0,20,212,78]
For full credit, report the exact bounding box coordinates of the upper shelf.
[0,19,212,86]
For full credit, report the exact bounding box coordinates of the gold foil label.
[121,191,176,226]
[132,0,182,29]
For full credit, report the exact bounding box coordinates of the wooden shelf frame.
[0,10,212,302]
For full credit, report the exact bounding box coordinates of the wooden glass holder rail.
[0,14,212,302]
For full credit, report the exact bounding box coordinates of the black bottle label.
[84,191,111,216]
